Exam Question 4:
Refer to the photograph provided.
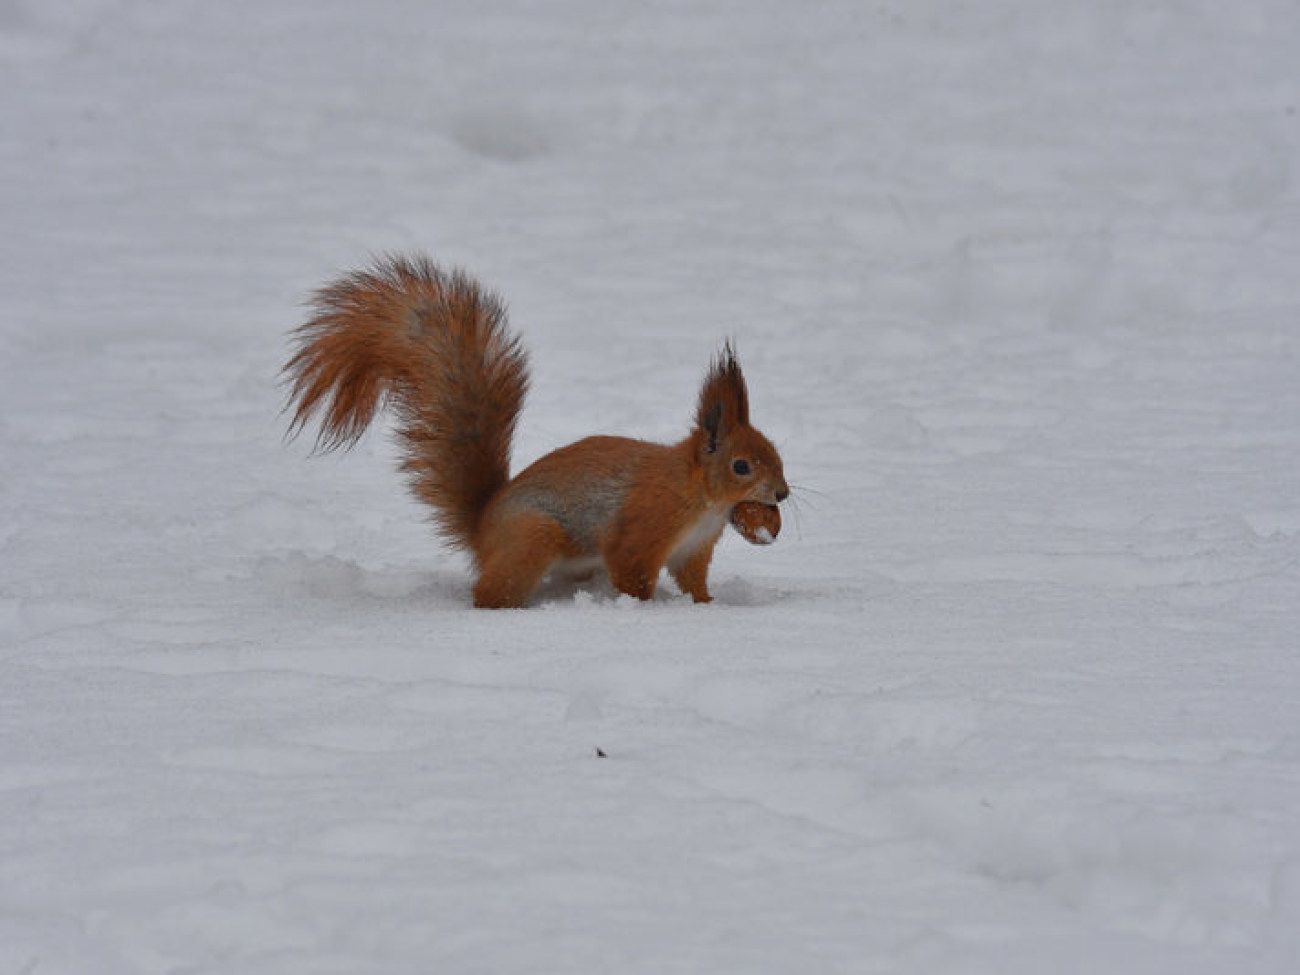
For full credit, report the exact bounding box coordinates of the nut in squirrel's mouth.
[730,500,781,546]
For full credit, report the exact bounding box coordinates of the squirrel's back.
[283,254,529,550]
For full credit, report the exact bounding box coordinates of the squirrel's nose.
[775,484,789,503]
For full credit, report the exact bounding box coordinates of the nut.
[729,501,781,546]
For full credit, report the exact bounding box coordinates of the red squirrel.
[283,254,789,608]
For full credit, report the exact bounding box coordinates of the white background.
[3,1,1299,971]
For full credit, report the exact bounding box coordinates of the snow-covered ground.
[4,1,1300,971]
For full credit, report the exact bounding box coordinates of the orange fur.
[283,254,789,608]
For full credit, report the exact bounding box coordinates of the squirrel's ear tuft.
[695,341,749,452]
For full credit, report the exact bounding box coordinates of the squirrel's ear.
[695,341,749,452]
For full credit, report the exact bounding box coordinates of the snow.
[3,0,1300,971]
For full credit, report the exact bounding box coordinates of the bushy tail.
[283,254,529,551]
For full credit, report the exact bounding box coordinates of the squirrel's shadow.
[261,552,785,610]
[531,571,783,609]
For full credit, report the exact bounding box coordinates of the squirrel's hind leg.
[472,514,568,609]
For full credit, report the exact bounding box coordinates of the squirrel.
[283,253,789,608]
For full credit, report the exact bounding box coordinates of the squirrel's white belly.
[552,555,605,581]
[549,508,727,585]
[666,509,729,572]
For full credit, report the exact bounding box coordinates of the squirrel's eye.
[732,459,752,476]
